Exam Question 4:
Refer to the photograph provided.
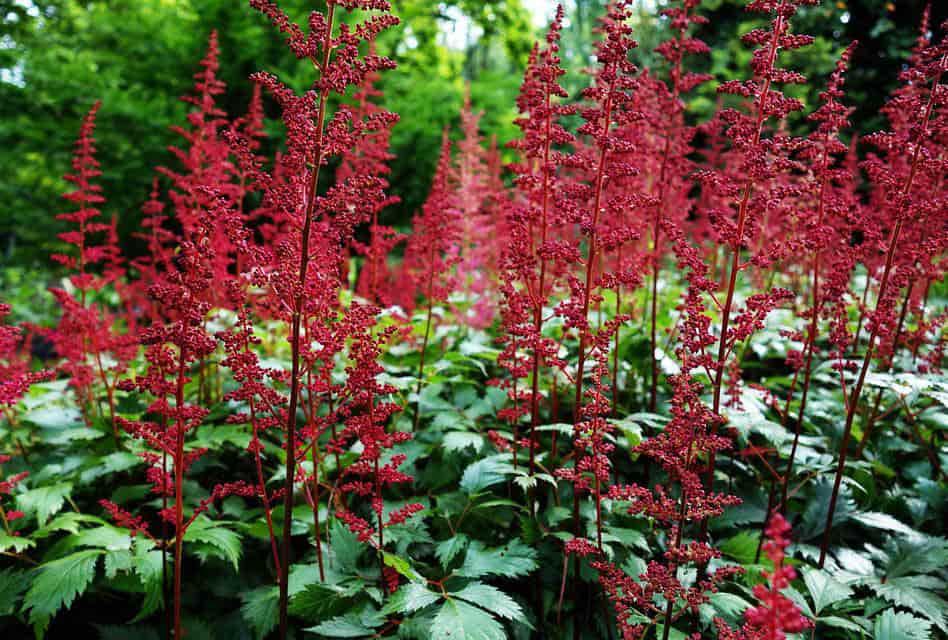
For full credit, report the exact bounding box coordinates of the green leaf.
[800,479,856,539]
[884,538,948,578]
[0,567,29,615]
[306,607,384,638]
[289,583,347,622]
[442,431,484,454]
[706,592,752,625]
[871,577,948,633]
[873,609,932,640]
[130,540,164,623]
[16,482,73,526]
[852,512,919,538]
[23,549,103,629]
[0,530,35,553]
[720,530,760,565]
[183,516,241,571]
[457,539,538,579]
[33,512,104,539]
[452,582,525,622]
[803,568,853,615]
[241,586,279,640]
[383,582,440,615]
[74,525,134,551]
[382,551,422,583]
[79,451,142,484]
[460,455,515,494]
[822,615,870,635]
[435,533,469,569]
[431,599,505,640]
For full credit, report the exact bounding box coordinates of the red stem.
[818,58,944,567]
[279,5,336,636]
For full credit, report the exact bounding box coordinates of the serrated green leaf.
[803,568,853,615]
[0,530,35,553]
[0,567,29,615]
[33,512,104,539]
[852,512,919,538]
[442,431,484,454]
[431,599,505,640]
[884,538,948,578]
[452,582,525,622]
[822,615,870,635]
[800,479,856,540]
[24,549,103,628]
[241,586,279,640]
[74,525,134,552]
[436,533,469,569]
[183,516,241,571]
[460,455,515,494]
[383,582,440,615]
[873,609,932,640]
[289,582,347,622]
[457,539,538,579]
[131,540,164,623]
[720,530,760,565]
[16,482,73,526]
[306,607,384,638]
[871,577,948,633]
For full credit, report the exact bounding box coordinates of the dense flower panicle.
[47,101,136,429]
[743,514,812,637]
[157,31,242,307]
[0,304,54,408]
[52,101,111,289]
[247,0,411,612]
[714,513,812,639]
[446,91,499,327]
[815,19,948,566]
[342,49,404,305]
[398,131,461,313]
[496,5,576,466]
[559,0,649,552]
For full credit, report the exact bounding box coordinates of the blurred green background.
[0,0,944,267]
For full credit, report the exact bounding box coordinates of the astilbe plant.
[852,10,948,456]
[247,0,402,633]
[449,90,498,328]
[715,513,812,640]
[695,0,815,512]
[819,19,948,566]
[49,101,135,437]
[772,42,858,513]
[105,194,252,640]
[497,6,576,474]
[1,304,54,441]
[343,51,403,305]
[586,229,743,640]
[157,30,239,302]
[400,132,461,431]
[640,0,712,412]
[558,0,648,551]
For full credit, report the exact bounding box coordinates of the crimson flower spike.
[403,130,460,432]
[50,101,135,436]
[714,513,813,640]
[697,0,816,533]
[771,41,858,520]
[819,18,948,568]
[497,5,576,478]
[248,2,400,636]
[560,0,647,554]
[645,0,712,412]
